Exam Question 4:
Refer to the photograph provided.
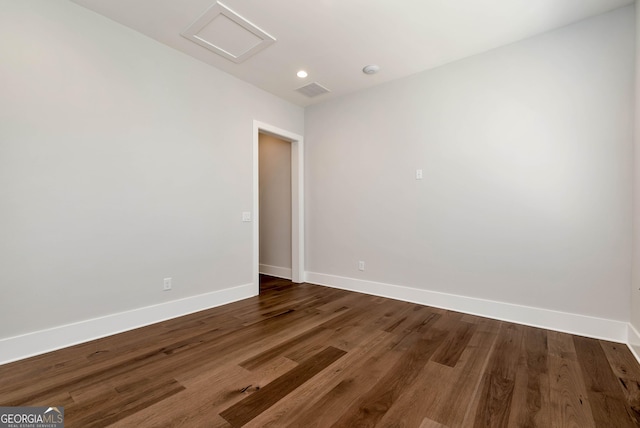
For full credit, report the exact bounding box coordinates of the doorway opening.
[259,133,291,281]
[253,121,304,294]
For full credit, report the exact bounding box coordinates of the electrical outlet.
[163,277,172,291]
[358,261,365,271]
[416,169,423,180]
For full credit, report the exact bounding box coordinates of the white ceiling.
[71,0,633,107]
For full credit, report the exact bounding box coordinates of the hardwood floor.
[2,275,640,427]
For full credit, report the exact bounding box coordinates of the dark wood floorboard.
[1,275,640,427]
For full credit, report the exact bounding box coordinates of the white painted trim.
[0,283,254,366]
[259,264,292,280]
[628,323,640,364]
[254,121,305,285]
[305,272,628,343]
[290,134,305,284]
[252,122,261,294]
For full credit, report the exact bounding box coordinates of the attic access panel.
[181,1,276,63]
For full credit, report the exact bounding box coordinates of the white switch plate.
[416,169,423,180]
[163,277,172,291]
[242,211,251,222]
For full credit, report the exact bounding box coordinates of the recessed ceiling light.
[362,64,380,75]
[297,70,308,78]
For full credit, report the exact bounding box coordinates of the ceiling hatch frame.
[181,1,276,64]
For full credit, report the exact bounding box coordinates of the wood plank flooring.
[1,275,640,427]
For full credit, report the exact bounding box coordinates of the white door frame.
[253,120,304,291]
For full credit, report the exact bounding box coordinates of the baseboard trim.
[3,274,634,366]
[304,272,628,343]
[260,264,292,280]
[0,283,255,365]
[628,323,640,364]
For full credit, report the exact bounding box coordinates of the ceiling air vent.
[295,82,331,98]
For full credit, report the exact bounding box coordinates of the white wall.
[305,6,634,322]
[259,133,292,275]
[0,0,303,340]
[631,3,640,351]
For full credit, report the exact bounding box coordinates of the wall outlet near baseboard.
[163,277,172,291]
[358,261,365,271]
